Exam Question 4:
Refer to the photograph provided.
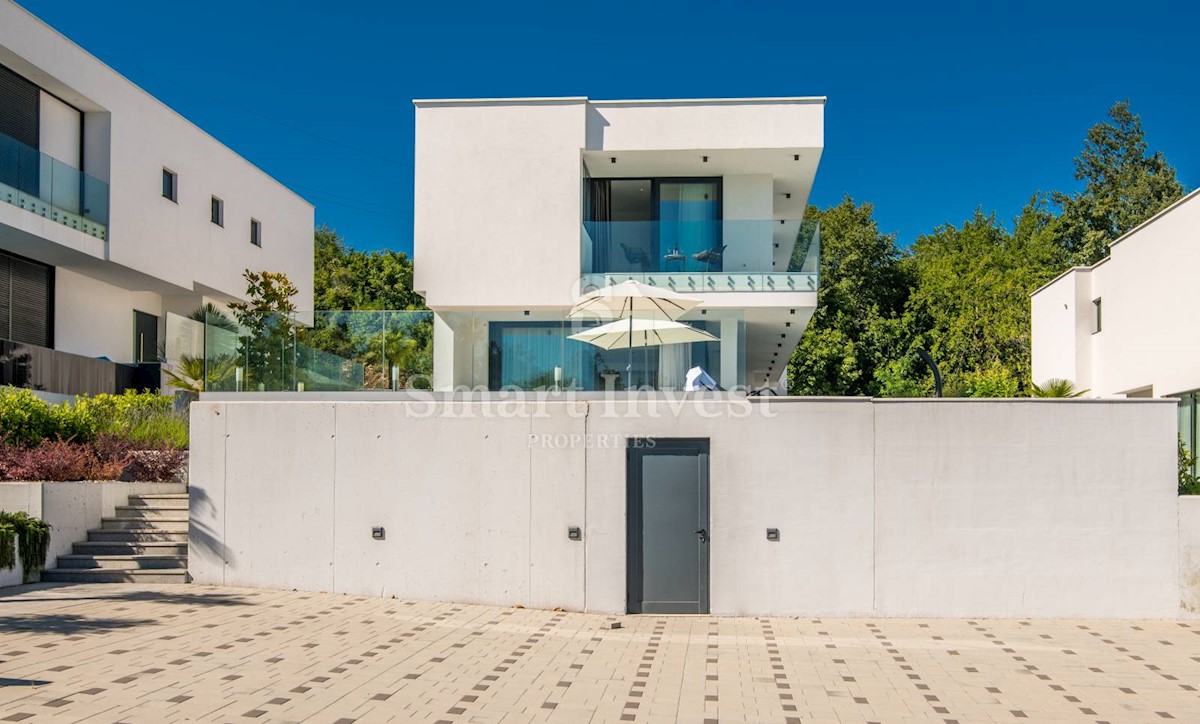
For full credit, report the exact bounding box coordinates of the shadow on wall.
[189,485,235,571]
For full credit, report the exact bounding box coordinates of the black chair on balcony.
[620,242,651,272]
[692,244,726,272]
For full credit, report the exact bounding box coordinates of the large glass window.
[585,178,721,275]
[486,320,720,391]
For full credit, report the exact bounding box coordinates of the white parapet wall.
[190,396,1181,618]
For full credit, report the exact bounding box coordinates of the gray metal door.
[627,439,709,614]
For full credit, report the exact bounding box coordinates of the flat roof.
[413,96,826,107]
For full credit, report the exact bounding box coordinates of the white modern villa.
[0,1,313,397]
[414,97,823,392]
[1031,189,1200,460]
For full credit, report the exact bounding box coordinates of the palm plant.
[189,302,237,332]
[163,353,236,392]
[1030,378,1089,398]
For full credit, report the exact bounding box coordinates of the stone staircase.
[40,493,188,583]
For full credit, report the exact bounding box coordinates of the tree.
[314,226,424,311]
[228,270,300,391]
[787,198,911,396]
[898,202,1066,394]
[309,227,432,389]
[1053,101,1184,266]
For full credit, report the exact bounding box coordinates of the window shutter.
[0,251,52,348]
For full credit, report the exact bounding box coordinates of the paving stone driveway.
[0,584,1198,723]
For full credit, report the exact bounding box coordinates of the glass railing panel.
[0,131,109,240]
[580,219,820,291]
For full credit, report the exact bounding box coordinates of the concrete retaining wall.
[190,396,1180,617]
[0,480,186,585]
[1180,496,1200,617]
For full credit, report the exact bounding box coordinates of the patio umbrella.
[569,317,718,389]
[568,317,718,350]
[568,280,700,321]
[568,280,706,388]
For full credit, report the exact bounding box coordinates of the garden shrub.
[0,387,64,446]
[0,511,51,582]
[0,387,187,450]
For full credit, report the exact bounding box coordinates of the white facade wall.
[0,2,314,364]
[54,267,161,363]
[1031,190,1200,397]
[587,99,824,152]
[413,100,588,310]
[191,396,1181,617]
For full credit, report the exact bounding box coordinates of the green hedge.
[0,387,187,450]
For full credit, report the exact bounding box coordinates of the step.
[55,554,187,570]
[88,529,188,543]
[127,493,189,501]
[100,517,188,532]
[40,568,188,584]
[72,541,188,556]
[114,505,188,519]
[126,497,189,509]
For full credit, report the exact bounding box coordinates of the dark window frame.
[162,168,177,203]
[250,218,262,247]
[211,196,224,226]
[1092,297,1102,334]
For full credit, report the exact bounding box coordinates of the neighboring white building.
[1030,189,1200,455]
[413,97,824,391]
[0,1,313,395]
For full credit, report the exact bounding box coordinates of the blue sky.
[20,0,1198,255]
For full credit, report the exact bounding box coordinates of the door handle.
[694,529,709,544]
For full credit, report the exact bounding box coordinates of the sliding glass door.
[586,178,721,274]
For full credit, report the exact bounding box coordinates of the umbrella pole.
[627,314,633,390]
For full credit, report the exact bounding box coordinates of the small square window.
[211,196,224,226]
[162,168,177,202]
[1092,297,1102,334]
[250,218,262,247]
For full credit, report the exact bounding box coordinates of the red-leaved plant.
[0,436,184,482]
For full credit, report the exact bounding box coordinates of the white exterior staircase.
[40,493,188,583]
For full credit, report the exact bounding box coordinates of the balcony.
[0,132,109,240]
[580,218,819,294]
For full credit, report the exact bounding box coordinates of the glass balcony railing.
[580,218,819,293]
[0,131,109,240]
[178,308,743,393]
[183,310,435,393]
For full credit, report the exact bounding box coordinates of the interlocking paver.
[1,584,1199,722]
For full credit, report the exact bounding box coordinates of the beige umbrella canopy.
[569,280,700,321]
[568,317,718,350]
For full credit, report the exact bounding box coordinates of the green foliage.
[1054,101,1185,265]
[1180,438,1200,496]
[314,226,425,311]
[0,511,51,581]
[189,303,237,332]
[1031,378,1088,398]
[163,353,236,393]
[787,198,912,396]
[789,101,1185,400]
[899,203,1067,393]
[955,362,1020,398]
[0,387,66,446]
[0,388,187,450]
[229,269,301,391]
